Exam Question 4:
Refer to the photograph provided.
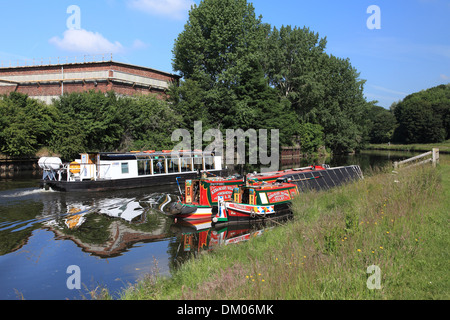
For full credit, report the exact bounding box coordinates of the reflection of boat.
[212,181,298,226]
[38,150,225,192]
[43,202,171,258]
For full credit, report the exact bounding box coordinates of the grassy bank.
[365,140,450,154]
[117,157,449,300]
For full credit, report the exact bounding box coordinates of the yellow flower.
[380,246,384,249]
[386,231,390,234]
[372,251,375,254]
[357,249,361,252]
[246,275,249,279]
[262,279,265,282]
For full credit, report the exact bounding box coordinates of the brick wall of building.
[0,61,179,103]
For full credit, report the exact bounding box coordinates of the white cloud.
[440,74,450,80]
[49,29,124,54]
[128,0,194,19]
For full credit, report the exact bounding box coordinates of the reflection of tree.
[0,201,44,255]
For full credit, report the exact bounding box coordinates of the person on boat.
[157,160,163,173]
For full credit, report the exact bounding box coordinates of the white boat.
[38,150,225,192]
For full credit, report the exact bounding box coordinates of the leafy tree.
[172,0,267,129]
[264,25,327,112]
[300,55,370,154]
[367,105,397,143]
[0,92,57,156]
[122,95,183,151]
[297,122,324,154]
[393,84,449,143]
[49,90,125,159]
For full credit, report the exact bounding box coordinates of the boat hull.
[40,170,224,192]
[212,202,293,227]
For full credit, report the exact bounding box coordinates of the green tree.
[49,90,124,159]
[264,25,327,112]
[393,84,449,143]
[172,0,267,129]
[123,95,183,151]
[0,92,57,157]
[297,122,324,155]
[367,105,397,143]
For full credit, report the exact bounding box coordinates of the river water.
[0,150,417,300]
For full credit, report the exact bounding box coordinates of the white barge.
[38,150,225,192]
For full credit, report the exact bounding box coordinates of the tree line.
[367,84,449,144]
[0,91,182,160]
[1,0,448,160]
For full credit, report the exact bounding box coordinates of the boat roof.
[248,165,326,178]
[85,150,213,159]
[243,182,297,191]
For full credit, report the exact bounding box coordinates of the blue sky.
[0,0,449,108]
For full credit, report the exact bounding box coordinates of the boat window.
[138,159,151,176]
[181,157,192,172]
[168,158,180,173]
[204,156,214,170]
[259,192,268,204]
[153,159,165,174]
[121,162,129,174]
[193,154,203,172]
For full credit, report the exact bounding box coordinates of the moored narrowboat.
[212,181,299,226]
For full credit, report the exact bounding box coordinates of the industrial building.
[0,57,180,104]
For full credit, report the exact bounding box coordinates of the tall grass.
[120,158,449,300]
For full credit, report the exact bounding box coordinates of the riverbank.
[365,140,450,154]
[115,156,449,300]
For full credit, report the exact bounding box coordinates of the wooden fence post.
[432,148,439,167]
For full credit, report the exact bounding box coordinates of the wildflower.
[372,251,375,254]
[415,238,418,242]
[380,246,384,250]
[357,249,361,252]
[262,279,265,282]
[386,231,390,234]
[246,275,249,279]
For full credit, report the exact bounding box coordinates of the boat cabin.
[41,150,222,182]
[231,182,299,206]
[183,176,245,207]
